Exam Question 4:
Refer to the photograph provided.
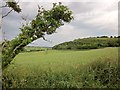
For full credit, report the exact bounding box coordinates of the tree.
[2,2,73,69]
[110,36,113,38]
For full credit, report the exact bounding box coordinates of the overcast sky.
[1,0,119,47]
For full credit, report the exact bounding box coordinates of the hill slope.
[53,37,120,50]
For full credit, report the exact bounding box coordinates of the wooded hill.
[52,36,120,50]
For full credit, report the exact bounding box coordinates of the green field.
[12,47,118,72]
[4,47,119,88]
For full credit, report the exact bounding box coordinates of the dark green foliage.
[100,36,109,38]
[2,3,73,69]
[53,37,120,50]
[87,58,120,88]
[6,1,21,13]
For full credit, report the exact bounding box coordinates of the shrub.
[86,58,120,88]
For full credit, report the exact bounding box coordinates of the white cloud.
[85,10,118,29]
[73,2,118,34]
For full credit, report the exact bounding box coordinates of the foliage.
[2,3,73,69]
[53,37,120,50]
[6,1,21,13]
[86,58,120,88]
[2,47,119,88]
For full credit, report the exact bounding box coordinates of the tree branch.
[42,36,52,43]
[0,4,8,8]
[11,43,23,57]
[2,9,13,18]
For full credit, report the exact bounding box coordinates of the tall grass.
[2,47,119,88]
[3,57,119,88]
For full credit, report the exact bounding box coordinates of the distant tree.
[118,36,120,38]
[100,36,108,38]
[2,2,73,69]
[110,36,113,38]
[114,36,117,38]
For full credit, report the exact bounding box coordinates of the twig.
[42,36,52,43]
[38,4,41,10]
[0,4,8,8]
[2,9,13,18]
[12,43,23,55]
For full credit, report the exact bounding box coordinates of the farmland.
[3,47,119,88]
[13,47,118,71]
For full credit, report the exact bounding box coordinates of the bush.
[86,58,120,88]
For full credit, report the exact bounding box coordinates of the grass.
[3,47,119,88]
[24,46,50,52]
[12,47,118,72]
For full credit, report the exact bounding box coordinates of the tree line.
[53,36,120,50]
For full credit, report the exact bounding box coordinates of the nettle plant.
[2,3,73,69]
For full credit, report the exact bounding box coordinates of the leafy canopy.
[2,2,73,69]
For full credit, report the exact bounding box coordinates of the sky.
[1,0,119,47]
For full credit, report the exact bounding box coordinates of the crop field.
[11,47,118,72]
[3,47,119,88]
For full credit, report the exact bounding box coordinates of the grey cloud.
[2,13,22,40]
[68,2,99,14]
[1,1,118,47]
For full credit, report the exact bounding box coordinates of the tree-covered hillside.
[53,36,120,50]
